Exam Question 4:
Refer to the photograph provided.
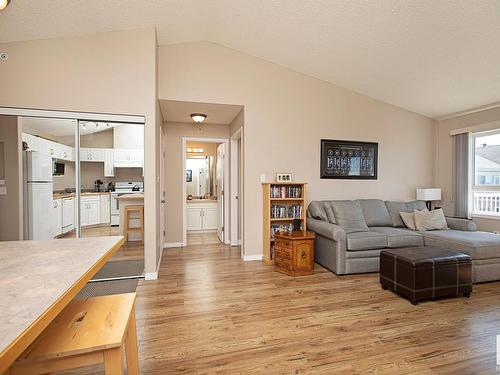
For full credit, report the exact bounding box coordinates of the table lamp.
[416,188,441,210]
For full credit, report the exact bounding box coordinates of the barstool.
[10,293,139,375]
[124,205,144,244]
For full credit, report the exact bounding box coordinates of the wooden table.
[0,236,124,374]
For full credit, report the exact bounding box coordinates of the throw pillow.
[331,200,369,233]
[399,208,428,230]
[414,208,448,231]
[400,211,417,230]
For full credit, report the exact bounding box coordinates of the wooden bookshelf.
[262,182,307,264]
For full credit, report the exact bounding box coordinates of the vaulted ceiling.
[1,0,500,119]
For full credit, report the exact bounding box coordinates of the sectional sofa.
[306,199,500,283]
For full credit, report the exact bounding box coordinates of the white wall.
[158,42,436,257]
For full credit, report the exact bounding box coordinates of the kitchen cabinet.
[22,133,73,162]
[80,196,101,227]
[104,150,115,177]
[51,199,63,238]
[186,202,218,232]
[114,149,143,164]
[80,148,105,162]
[61,197,75,234]
[100,194,111,224]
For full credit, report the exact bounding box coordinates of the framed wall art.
[320,139,378,179]
[276,173,292,182]
[186,169,193,182]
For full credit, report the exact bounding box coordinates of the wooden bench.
[9,293,139,375]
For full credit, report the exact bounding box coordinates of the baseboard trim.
[243,254,262,261]
[164,242,184,248]
[145,272,158,280]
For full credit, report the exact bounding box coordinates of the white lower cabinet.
[202,207,217,230]
[51,199,62,238]
[187,207,203,231]
[100,194,111,224]
[81,196,101,227]
[186,202,218,231]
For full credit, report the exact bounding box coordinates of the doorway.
[183,137,229,246]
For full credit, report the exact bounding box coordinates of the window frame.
[470,129,500,218]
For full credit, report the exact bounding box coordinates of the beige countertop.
[0,236,124,373]
[186,199,218,203]
[52,192,111,199]
[117,193,144,201]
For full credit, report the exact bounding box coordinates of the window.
[472,130,500,216]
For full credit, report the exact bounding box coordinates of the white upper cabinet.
[22,133,74,162]
[104,149,115,177]
[80,148,105,162]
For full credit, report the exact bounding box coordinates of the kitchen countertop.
[117,193,144,200]
[186,199,218,203]
[0,236,124,373]
[52,191,111,199]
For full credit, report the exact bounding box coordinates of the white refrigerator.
[24,151,53,240]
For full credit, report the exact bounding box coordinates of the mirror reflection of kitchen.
[186,141,224,245]
[21,117,145,259]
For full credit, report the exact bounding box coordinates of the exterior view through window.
[473,131,500,216]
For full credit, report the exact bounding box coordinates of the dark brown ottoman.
[380,247,472,305]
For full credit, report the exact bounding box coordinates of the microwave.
[53,161,65,176]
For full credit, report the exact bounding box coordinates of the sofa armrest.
[307,218,346,242]
[445,217,477,232]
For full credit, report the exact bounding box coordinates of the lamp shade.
[416,188,441,201]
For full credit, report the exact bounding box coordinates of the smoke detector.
[0,53,8,61]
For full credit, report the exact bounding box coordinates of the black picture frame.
[320,139,378,179]
[186,170,193,182]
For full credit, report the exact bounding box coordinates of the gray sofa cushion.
[422,230,500,260]
[358,199,392,227]
[370,227,424,248]
[346,231,387,251]
[331,200,369,233]
[308,201,328,221]
[385,200,427,227]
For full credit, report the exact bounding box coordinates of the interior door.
[216,144,225,242]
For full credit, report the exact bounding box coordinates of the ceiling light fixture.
[0,0,10,11]
[190,113,207,123]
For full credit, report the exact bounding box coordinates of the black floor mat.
[75,279,139,299]
[92,259,144,280]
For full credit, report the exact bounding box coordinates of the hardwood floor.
[187,232,221,245]
[68,240,500,374]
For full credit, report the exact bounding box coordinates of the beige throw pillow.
[399,209,428,230]
[414,208,448,231]
[400,211,417,230]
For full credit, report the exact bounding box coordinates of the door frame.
[230,128,242,247]
[182,137,230,246]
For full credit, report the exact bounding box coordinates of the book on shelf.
[270,185,302,199]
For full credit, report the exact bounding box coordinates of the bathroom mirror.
[186,156,215,198]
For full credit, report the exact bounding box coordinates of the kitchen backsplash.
[53,161,143,191]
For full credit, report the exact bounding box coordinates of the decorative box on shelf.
[274,231,315,276]
[262,182,307,265]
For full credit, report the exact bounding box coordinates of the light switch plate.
[260,174,265,183]
[0,186,6,195]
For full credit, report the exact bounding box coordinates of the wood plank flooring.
[68,241,500,374]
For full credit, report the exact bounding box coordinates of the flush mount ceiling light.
[0,0,11,11]
[190,113,207,123]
